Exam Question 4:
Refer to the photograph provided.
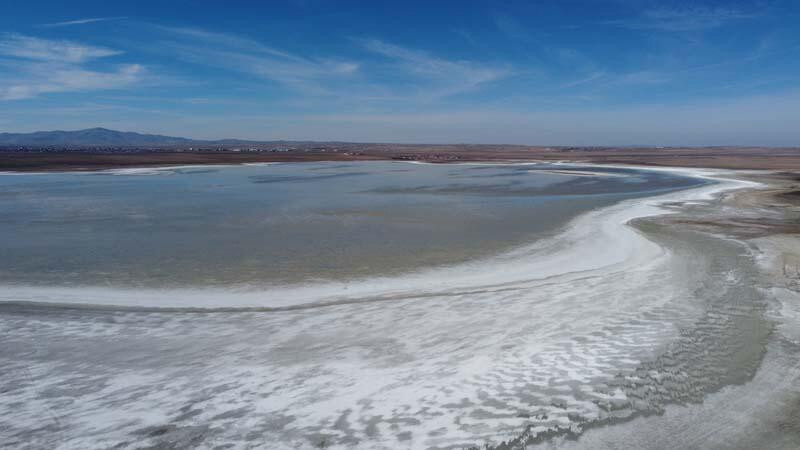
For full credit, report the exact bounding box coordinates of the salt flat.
[0,163,795,449]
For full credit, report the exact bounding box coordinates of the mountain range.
[0,128,270,148]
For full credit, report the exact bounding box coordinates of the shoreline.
[525,170,800,450]
[0,164,753,310]
[3,163,799,449]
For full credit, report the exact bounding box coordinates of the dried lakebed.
[1,163,798,449]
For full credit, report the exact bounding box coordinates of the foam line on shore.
[0,165,757,310]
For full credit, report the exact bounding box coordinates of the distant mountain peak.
[0,128,194,148]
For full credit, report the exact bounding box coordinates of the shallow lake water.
[3,163,791,449]
[0,161,701,288]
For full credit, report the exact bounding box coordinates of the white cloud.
[0,33,120,63]
[146,27,508,102]
[0,34,143,101]
[150,26,359,96]
[561,71,607,88]
[609,6,756,32]
[0,64,144,100]
[40,17,127,27]
[360,39,512,99]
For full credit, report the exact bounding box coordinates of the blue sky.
[0,0,798,145]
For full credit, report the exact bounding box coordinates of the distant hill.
[0,128,347,149]
[0,128,203,148]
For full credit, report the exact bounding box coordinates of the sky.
[0,0,798,145]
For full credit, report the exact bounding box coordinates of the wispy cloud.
[611,70,671,85]
[0,64,143,100]
[360,39,512,99]
[149,26,358,96]
[145,26,509,103]
[0,33,120,63]
[609,6,756,32]
[560,71,607,88]
[0,34,143,100]
[40,17,127,27]
[559,69,670,91]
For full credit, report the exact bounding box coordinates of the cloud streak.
[0,33,120,63]
[360,39,511,98]
[608,6,757,32]
[0,64,143,100]
[0,34,143,101]
[145,26,510,103]
[149,26,359,96]
[40,17,127,27]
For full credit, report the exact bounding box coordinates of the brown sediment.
[658,170,800,239]
[2,145,800,172]
[0,151,385,172]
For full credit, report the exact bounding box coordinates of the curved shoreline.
[1,164,791,450]
[0,165,755,310]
